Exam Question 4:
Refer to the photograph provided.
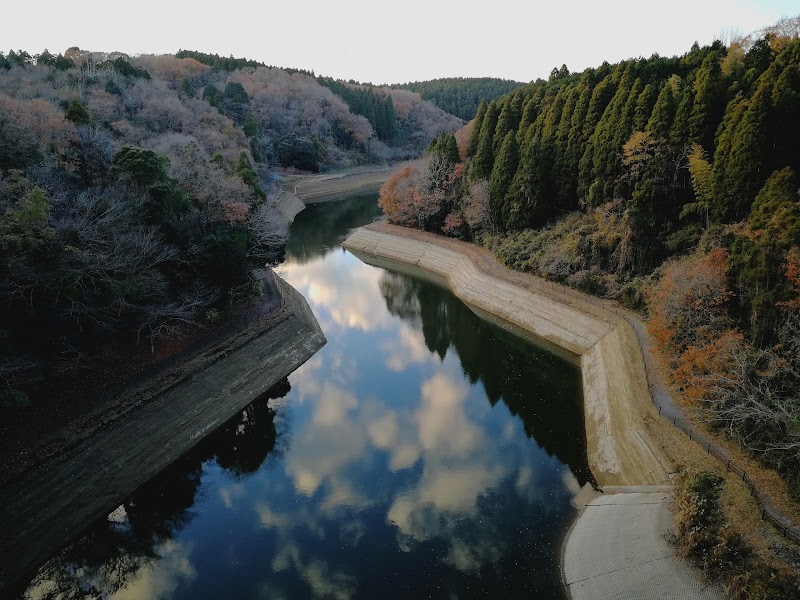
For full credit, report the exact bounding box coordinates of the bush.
[674,471,799,599]
[276,133,320,172]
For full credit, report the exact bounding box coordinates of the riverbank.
[0,272,325,593]
[343,223,670,487]
[340,224,730,597]
[563,487,723,600]
[278,160,423,204]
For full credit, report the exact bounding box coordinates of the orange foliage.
[454,122,472,161]
[783,247,800,311]
[0,94,75,158]
[378,166,417,217]
[221,200,249,223]
[673,331,746,403]
[647,248,732,355]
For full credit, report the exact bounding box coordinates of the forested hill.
[175,49,314,76]
[379,18,800,505]
[0,47,460,407]
[392,77,525,120]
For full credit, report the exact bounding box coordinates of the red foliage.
[647,248,732,355]
[783,247,800,311]
[673,331,747,403]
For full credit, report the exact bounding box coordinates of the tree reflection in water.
[22,380,289,599]
[378,270,594,486]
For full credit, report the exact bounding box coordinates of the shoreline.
[0,273,326,593]
[278,159,423,204]
[341,222,729,597]
[343,222,671,487]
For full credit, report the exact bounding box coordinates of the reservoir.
[21,194,593,599]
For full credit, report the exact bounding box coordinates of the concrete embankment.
[342,224,670,487]
[343,224,725,598]
[0,274,325,593]
[563,488,723,600]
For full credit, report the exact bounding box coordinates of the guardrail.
[536,277,800,546]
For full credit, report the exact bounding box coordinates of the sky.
[2,0,798,83]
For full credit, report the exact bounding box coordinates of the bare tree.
[462,180,494,234]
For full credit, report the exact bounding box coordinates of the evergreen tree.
[235,152,266,199]
[489,131,519,229]
[493,92,522,151]
[467,100,487,157]
[646,80,677,139]
[710,98,749,221]
[717,70,775,220]
[444,133,460,164]
[689,52,724,152]
[634,83,658,131]
[65,99,90,125]
[504,128,552,230]
[470,102,499,180]
[669,85,694,145]
[384,96,398,140]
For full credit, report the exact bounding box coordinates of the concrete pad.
[564,491,724,600]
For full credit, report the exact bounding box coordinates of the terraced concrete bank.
[343,223,722,599]
[0,274,326,593]
[343,224,669,487]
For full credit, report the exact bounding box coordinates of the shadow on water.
[284,193,383,264]
[16,380,290,599]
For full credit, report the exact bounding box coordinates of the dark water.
[21,195,593,599]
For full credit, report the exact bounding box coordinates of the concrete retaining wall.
[0,274,325,593]
[342,226,670,488]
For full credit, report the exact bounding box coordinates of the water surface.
[23,194,593,599]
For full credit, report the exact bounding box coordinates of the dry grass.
[645,358,800,574]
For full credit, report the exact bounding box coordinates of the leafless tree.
[462,180,494,234]
[250,200,289,260]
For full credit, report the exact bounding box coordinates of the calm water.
[22,194,593,599]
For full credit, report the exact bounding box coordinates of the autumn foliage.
[647,248,732,355]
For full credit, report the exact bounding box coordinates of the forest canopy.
[379,17,800,497]
[393,77,525,120]
[0,47,460,406]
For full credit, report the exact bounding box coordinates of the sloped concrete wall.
[0,274,325,592]
[343,226,669,488]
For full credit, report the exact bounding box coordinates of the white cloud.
[109,540,196,600]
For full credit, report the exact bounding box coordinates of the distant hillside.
[393,77,525,120]
[175,49,314,76]
[0,47,462,405]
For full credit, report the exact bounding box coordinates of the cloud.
[109,540,196,600]
[380,325,436,372]
[271,541,355,600]
[280,255,390,333]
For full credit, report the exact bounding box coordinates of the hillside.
[379,15,800,519]
[393,77,525,120]
[0,48,460,407]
